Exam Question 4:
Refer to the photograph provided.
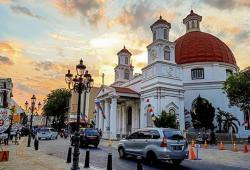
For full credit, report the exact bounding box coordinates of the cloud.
[10,5,42,19]
[0,55,14,65]
[201,0,250,9]
[32,61,59,71]
[53,0,106,26]
[108,1,153,30]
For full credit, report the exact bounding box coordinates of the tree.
[154,110,177,128]
[217,108,240,133]
[223,67,250,120]
[216,109,223,133]
[43,88,71,130]
[190,95,215,131]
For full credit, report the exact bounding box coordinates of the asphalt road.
[38,138,250,170]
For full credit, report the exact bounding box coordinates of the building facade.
[68,87,99,122]
[95,11,249,139]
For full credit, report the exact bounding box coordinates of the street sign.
[0,108,10,133]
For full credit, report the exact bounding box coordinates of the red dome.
[175,31,236,65]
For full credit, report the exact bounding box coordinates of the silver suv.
[118,128,189,165]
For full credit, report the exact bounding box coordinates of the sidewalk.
[0,137,71,170]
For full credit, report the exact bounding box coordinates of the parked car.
[118,128,189,165]
[71,128,100,148]
[37,128,58,140]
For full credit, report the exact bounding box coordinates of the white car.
[37,128,58,140]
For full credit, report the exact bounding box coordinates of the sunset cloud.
[10,5,43,19]
[53,0,106,26]
[202,0,250,9]
[0,55,14,65]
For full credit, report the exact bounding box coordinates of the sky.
[0,0,250,107]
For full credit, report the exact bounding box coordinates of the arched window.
[115,70,119,80]
[164,29,168,39]
[192,20,195,28]
[164,46,170,60]
[191,68,204,79]
[124,69,129,80]
[125,57,128,64]
[153,31,156,41]
[226,69,233,79]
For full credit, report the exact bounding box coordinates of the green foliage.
[223,67,250,114]
[191,95,215,131]
[217,108,240,133]
[43,88,71,129]
[154,110,178,128]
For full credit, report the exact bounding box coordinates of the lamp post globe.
[26,95,41,147]
[65,59,93,170]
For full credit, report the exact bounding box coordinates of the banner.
[13,114,20,123]
[0,108,10,133]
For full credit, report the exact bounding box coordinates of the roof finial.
[160,15,162,19]
[124,45,126,49]
[191,9,194,13]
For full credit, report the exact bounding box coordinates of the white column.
[94,103,99,128]
[122,104,126,135]
[110,97,117,139]
[140,98,145,128]
[98,101,103,131]
[104,99,110,138]
[101,101,104,130]
[179,97,185,131]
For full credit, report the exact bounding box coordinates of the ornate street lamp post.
[26,95,41,147]
[65,59,94,170]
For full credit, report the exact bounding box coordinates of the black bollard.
[107,153,112,170]
[34,138,39,150]
[66,147,72,163]
[137,156,143,170]
[84,149,90,168]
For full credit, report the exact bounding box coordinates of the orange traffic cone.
[243,144,249,153]
[219,141,225,150]
[191,139,195,147]
[204,140,208,149]
[232,142,238,152]
[189,146,196,160]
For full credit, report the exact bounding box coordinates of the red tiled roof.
[150,16,171,29]
[175,31,236,65]
[111,86,139,94]
[117,46,132,55]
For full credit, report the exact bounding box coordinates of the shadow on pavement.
[123,156,191,170]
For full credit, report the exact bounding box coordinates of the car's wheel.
[94,144,98,148]
[55,135,58,139]
[118,147,126,158]
[146,151,157,165]
[172,160,182,166]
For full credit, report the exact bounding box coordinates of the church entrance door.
[127,107,132,134]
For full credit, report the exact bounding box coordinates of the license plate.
[172,145,183,150]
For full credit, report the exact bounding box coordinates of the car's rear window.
[39,129,49,132]
[85,129,99,136]
[163,130,184,140]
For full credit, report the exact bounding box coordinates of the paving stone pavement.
[100,139,250,169]
[0,137,98,170]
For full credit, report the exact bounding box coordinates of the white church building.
[95,10,249,139]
